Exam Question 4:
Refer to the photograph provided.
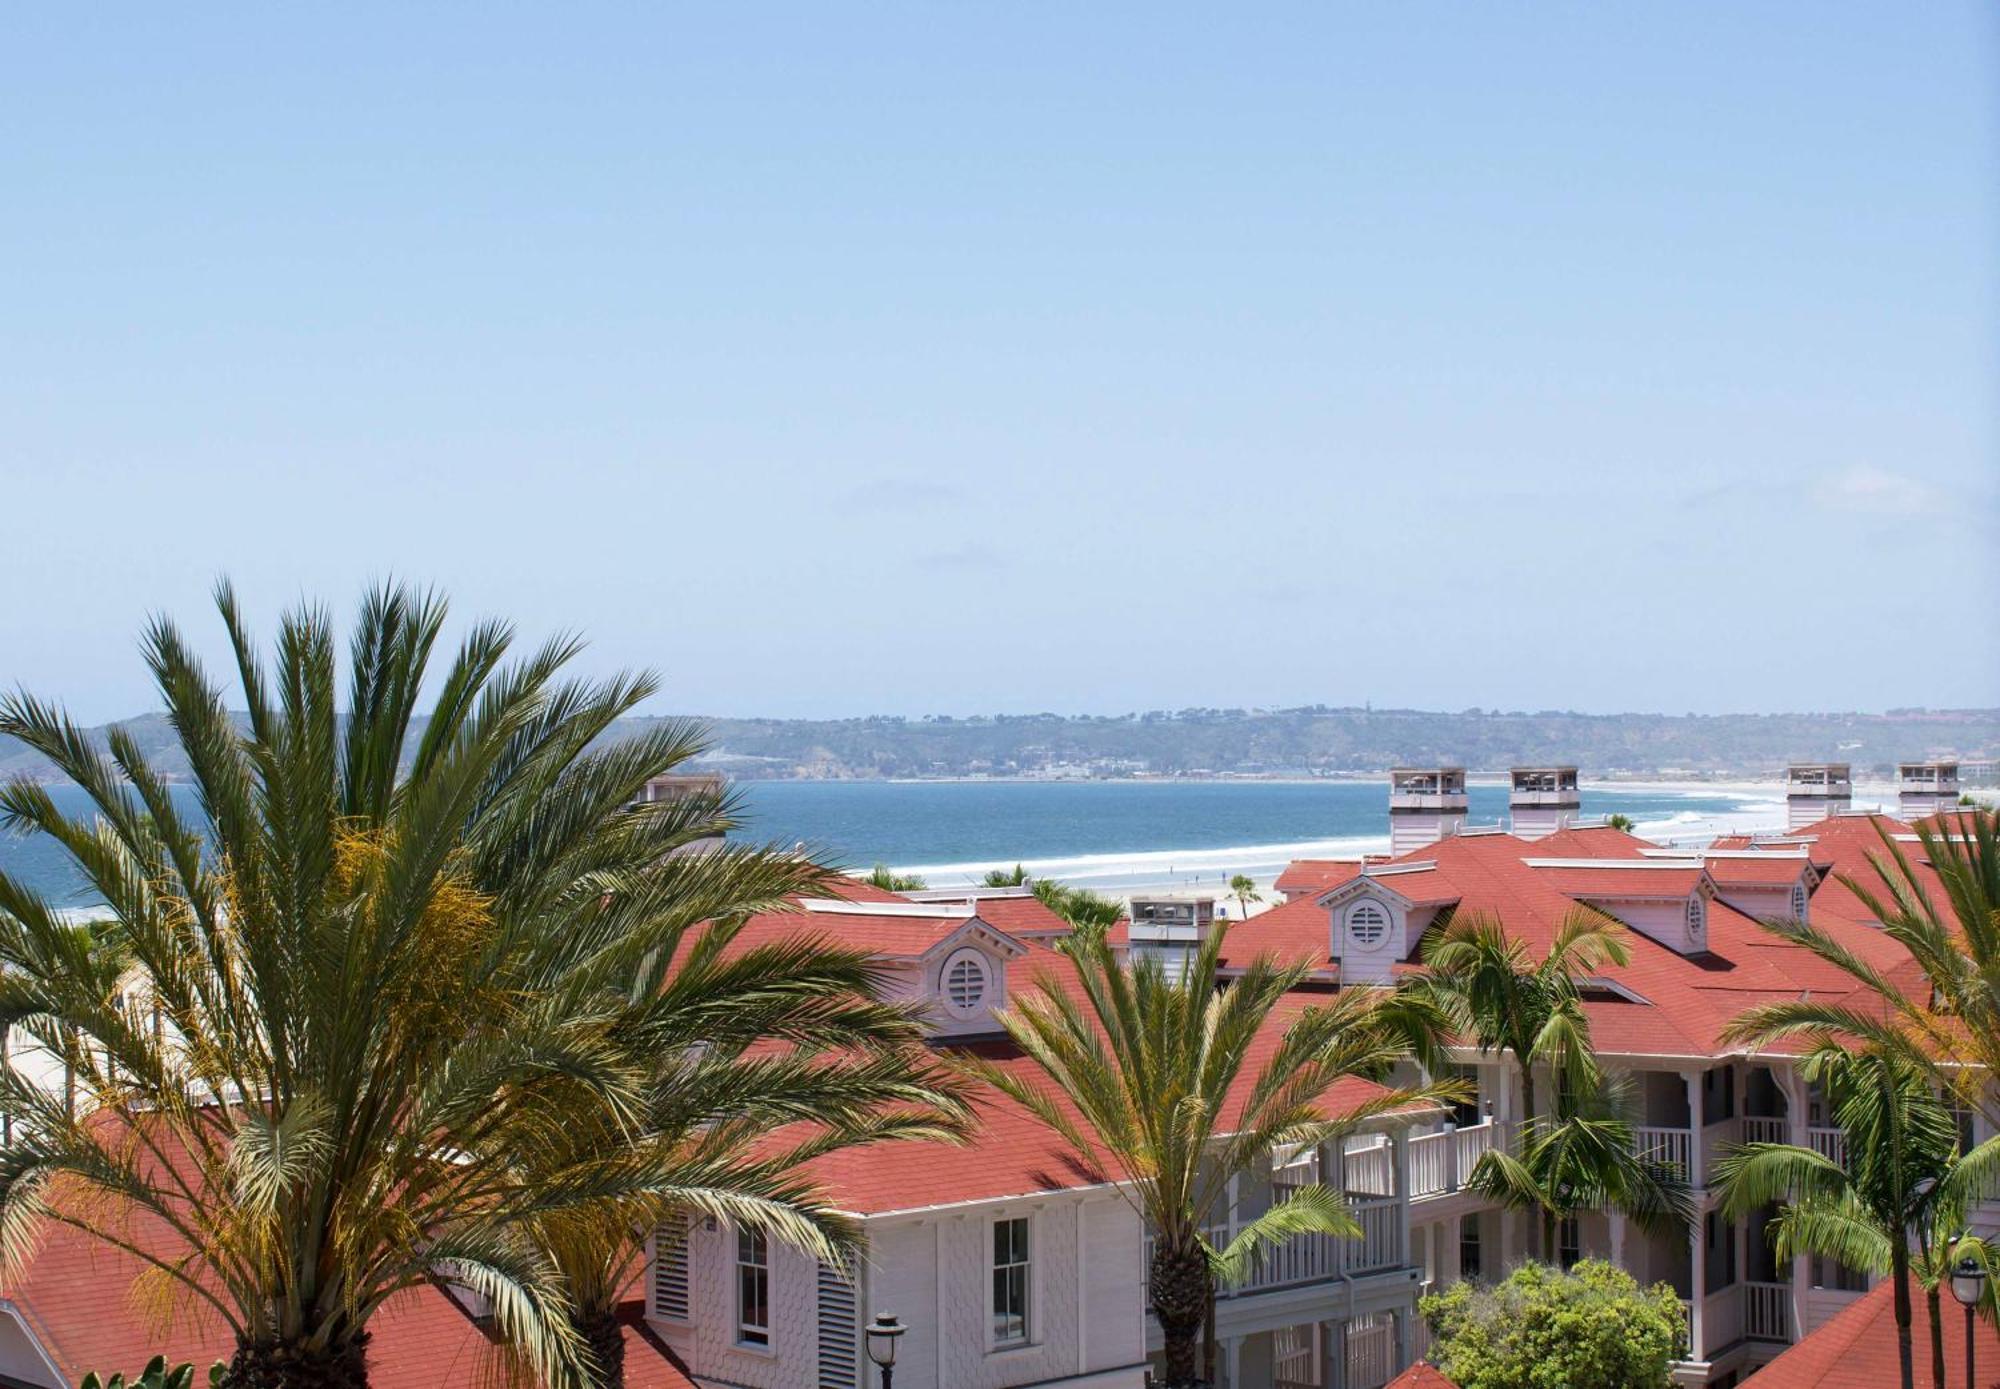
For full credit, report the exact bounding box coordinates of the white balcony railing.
[1703,1284,1744,1355]
[1809,1126,1847,1168]
[1344,1137,1396,1199]
[1745,1282,1792,1342]
[1741,1115,1788,1145]
[1684,1282,1795,1361]
[1409,1120,1500,1200]
[1346,1314,1397,1389]
[1633,1126,1693,1178]
[1144,1197,1403,1303]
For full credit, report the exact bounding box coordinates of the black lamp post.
[1950,1255,1987,1389]
[865,1312,906,1389]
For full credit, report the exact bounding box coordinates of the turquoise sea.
[0,778,1793,904]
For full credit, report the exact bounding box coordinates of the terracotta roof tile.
[1742,1281,2000,1388]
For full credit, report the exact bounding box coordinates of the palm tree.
[1720,810,2000,1126]
[865,863,927,891]
[1464,1075,1692,1267]
[1712,1044,2000,1389]
[0,583,892,1389]
[1029,876,1123,931]
[982,863,1031,887]
[1416,908,1630,1257]
[963,920,1456,1388]
[1606,813,1637,833]
[527,922,971,1388]
[1227,874,1261,920]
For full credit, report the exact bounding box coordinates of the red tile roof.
[1531,864,1709,899]
[721,898,1020,961]
[1387,1363,1459,1388]
[1741,1280,1999,1388]
[936,893,1075,937]
[1245,830,1899,1060]
[0,1214,697,1389]
[1702,855,1815,888]
[798,941,1396,1213]
[1274,859,1366,896]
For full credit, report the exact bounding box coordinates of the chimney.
[1785,763,1852,831]
[1509,765,1580,841]
[1389,767,1468,855]
[1897,761,1960,821]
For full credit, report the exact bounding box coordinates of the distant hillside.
[3,706,1996,784]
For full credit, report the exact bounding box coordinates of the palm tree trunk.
[1150,1244,1209,1387]
[576,1306,626,1389]
[225,1332,370,1389]
[1201,1288,1217,1387]
[1892,1242,1915,1389]
[1925,1282,1945,1389]
[1519,1066,1542,1259]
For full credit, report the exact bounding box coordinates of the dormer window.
[1791,882,1808,923]
[943,950,990,1017]
[1686,893,1706,944]
[1347,900,1390,949]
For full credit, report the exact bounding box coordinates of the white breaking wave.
[888,786,1801,896]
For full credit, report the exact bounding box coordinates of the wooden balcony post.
[1682,1069,1706,1189]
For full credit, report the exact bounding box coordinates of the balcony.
[1408,1120,1502,1200]
[1684,1282,1794,1361]
[1809,1125,1846,1168]
[1632,1125,1693,1179]
[1145,1197,1404,1303]
[1740,1115,1788,1145]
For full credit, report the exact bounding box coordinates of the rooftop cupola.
[1897,761,1960,820]
[1388,767,1468,855]
[628,772,727,852]
[1508,766,1580,841]
[1785,763,1852,831]
[1127,895,1217,984]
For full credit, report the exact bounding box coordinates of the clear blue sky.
[3,4,1994,724]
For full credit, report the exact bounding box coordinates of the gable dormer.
[1685,848,1818,926]
[1526,858,1717,954]
[1319,864,1458,984]
[796,899,1028,1036]
[916,920,1028,1036]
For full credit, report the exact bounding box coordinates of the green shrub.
[78,1357,222,1389]
[1419,1259,1684,1389]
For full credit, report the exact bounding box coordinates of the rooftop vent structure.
[1897,761,1960,821]
[1786,763,1852,831]
[1509,766,1580,841]
[1388,767,1468,855]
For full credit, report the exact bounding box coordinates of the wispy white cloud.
[1812,465,1945,516]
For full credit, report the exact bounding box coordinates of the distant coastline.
[4,705,1995,787]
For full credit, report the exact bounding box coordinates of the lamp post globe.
[1950,1254,1987,1389]
[865,1313,907,1389]
[1952,1256,1987,1309]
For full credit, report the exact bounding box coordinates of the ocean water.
[0,778,1806,906]
[734,779,1795,892]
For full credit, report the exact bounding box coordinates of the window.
[1458,1213,1483,1280]
[652,1216,691,1322]
[1791,882,1809,923]
[1686,893,1706,942]
[1558,1216,1581,1270]
[992,1217,1030,1345]
[736,1227,770,1347]
[1347,900,1390,949]
[944,950,988,1014]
